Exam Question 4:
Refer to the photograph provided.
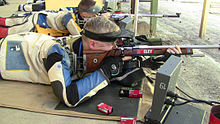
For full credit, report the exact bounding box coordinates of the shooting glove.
[99,57,123,79]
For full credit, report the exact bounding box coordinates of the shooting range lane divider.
[0,103,121,120]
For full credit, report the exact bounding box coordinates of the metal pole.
[150,0,159,35]
[134,0,139,36]
[199,0,211,38]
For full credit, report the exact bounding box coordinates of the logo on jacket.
[56,64,62,70]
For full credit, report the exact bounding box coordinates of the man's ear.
[80,12,85,17]
[80,12,87,18]
[88,40,96,50]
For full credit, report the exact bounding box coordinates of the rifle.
[111,13,181,19]
[84,44,220,73]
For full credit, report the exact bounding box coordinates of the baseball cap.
[82,28,133,42]
[79,3,102,15]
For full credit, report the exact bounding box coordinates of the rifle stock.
[84,44,220,73]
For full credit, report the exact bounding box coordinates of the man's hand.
[122,56,132,61]
[142,45,182,70]
[99,57,124,79]
[167,45,182,54]
[101,12,111,19]
[161,45,182,62]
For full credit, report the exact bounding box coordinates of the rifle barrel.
[121,44,220,49]
[112,13,163,17]
[111,13,179,18]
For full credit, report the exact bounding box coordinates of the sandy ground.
[136,0,220,102]
[119,0,220,104]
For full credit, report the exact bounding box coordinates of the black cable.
[211,101,220,104]
[173,99,212,106]
[180,89,220,105]
[166,90,220,106]
[174,101,191,106]
[164,99,190,106]
[175,86,196,100]
[176,86,220,105]
[176,95,191,101]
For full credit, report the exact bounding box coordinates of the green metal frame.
[150,0,159,35]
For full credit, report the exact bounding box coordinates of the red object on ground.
[209,105,220,124]
[119,89,143,98]
[97,103,113,115]
[129,90,143,98]
[120,116,136,124]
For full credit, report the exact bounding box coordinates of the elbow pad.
[51,80,80,106]
[62,13,73,27]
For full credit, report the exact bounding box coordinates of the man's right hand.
[99,56,124,79]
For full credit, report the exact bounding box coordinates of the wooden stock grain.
[85,48,193,73]
[85,52,109,73]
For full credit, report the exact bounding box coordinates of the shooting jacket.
[0,32,109,107]
[0,10,81,38]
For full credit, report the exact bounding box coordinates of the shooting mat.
[0,79,152,121]
[56,82,141,117]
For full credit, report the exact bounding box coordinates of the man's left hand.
[101,12,111,18]
[167,45,182,54]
